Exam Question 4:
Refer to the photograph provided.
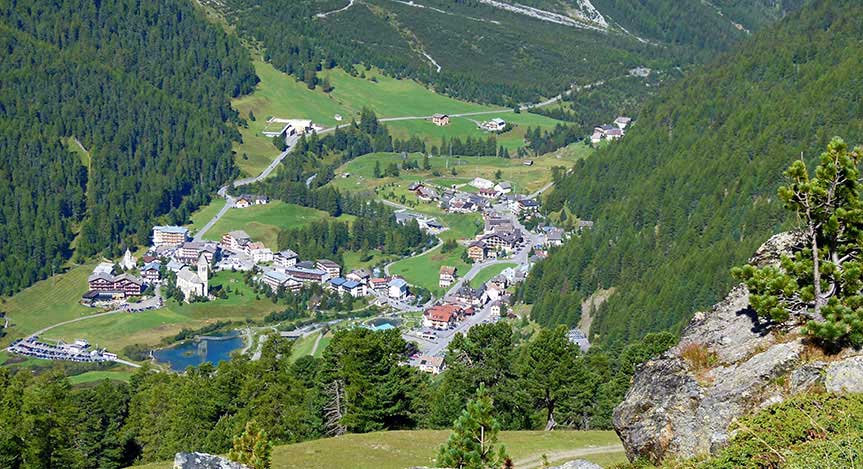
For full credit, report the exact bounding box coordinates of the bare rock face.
[612,231,852,464]
[173,452,247,469]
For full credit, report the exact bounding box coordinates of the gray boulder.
[173,452,247,469]
[612,231,859,464]
[826,356,863,393]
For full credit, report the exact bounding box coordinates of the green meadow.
[470,263,518,288]
[46,271,282,354]
[0,263,97,346]
[133,430,624,469]
[228,60,569,176]
[196,200,355,251]
[388,244,471,296]
[68,370,135,385]
[329,144,591,199]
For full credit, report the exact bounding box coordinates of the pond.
[153,333,244,372]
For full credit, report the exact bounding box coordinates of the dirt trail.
[513,444,625,469]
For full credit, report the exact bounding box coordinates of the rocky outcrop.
[612,231,863,464]
[173,452,247,469]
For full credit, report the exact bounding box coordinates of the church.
[176,254,209,302]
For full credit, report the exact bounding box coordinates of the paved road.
[315,0,354,18]
[194,195,234,241]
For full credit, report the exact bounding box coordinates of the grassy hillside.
[133,429,625,469]
[230,60,566,176]
[194,200,356,250]
[521,0,863,346]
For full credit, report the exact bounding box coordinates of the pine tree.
[228,421,273,469]
[733,138,863,347]
[373,160,382,178]
[437,385,510,469]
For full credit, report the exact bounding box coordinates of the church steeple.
[197,254,209,296]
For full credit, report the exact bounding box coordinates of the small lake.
[153,334,244,372]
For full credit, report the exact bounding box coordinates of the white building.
[470,177,495,190]
[481,118,506,132]
[120,249,137,270]
[153,226,189,247]
[388,278,409,299]
[176,255,209,302]
[274,250,299,269]
[245,242,273,263]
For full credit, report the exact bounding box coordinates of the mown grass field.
[196,200,355,251]
[46,271,282,354]
[228,60,569,176]
[0,263,97,347]
[133,430,624,469]
[329,145,591,199]
[188,197,227,230]
[68,370,135,385]
[388,244,471,296]
[470,263,518,288]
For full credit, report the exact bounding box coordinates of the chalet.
[467,241,488,262]
[140,262,161,284]
[346,268,372,285]
[512,197,539,216]
[87,271,144,298]
[152,226,189,247]
[546,228,565,247]
[431,113,450,126]
[494,181,512,194]
[605,128,623,140]
[481,118,506,132]
[263,270,303,293]
[176,241,218,265]
[274,250,299,269]
[235,194,269,208]
[415,185,439,202]
[316,259,342,278]
[388,278,409,299]
[286,266,328,284]
[614,116,632,129]
[439,266,457,288]
[245,242,273,263]
[408,182,422,191]
[423,304,461,330]
[453,285,485,307]
[478,188,498,199]
[221,230,251,253]
[490,300,503,318]
[370,277,390,294]
[484,284,504,303]
[470,177,494,190]
[591,131,603,144]
[417,355,445,374]
[481,230,523,253]
[488,275,508,291]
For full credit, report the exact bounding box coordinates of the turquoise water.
[153,335,243,372]
[367,318,400,331]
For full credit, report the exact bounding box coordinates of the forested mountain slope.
[520,0,863,346]
[0,0,256,295]
[204,0,797,106]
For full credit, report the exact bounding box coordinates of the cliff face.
[613,232,863,463]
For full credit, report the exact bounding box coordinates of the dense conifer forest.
[0,324,674,467]
[204,0,792,106]
[0,0,256,295]
[519,0,863,347]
